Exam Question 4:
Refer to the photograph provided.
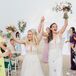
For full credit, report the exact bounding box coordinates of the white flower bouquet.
[18,20,26,32]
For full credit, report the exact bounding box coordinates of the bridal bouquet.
[6,25,17,38]
[52,1,72,13]
[52,1,72,19]
[6,25,17,32]
[18,20,26,32]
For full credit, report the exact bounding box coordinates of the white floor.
[6,55,76,76]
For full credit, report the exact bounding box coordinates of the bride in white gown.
[21,43,44,76]
[48,12,68,76]
[8,17,45,76]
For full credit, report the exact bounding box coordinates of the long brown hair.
[48,23,56,43]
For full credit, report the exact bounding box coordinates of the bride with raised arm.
[7,17,45,76]
[48,12,68,76]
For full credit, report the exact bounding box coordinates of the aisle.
[63,55,76,76]
[7,55,76,76]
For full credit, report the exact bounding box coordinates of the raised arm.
[38,16,45,33]
[38,16,45,42]
[59,13,68,35]
[11,33,25,44]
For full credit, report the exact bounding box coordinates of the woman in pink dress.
[38,18,50,63]
[42,27,50,63]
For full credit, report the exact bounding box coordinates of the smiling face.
[50,23,58,34]
[27,30,33,41]
[10,39,15,45]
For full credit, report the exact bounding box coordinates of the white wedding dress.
[21,44,44,76]
[48,35,63,76]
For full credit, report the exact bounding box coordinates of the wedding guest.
[38,25,50,63]
[15,32,21,54]
[69,27,76,70]
[9,39,16,54]
[38,17,50,63]
[0,36,10,76]
[42,27,50,63]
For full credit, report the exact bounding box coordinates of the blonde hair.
[25,29,39,45]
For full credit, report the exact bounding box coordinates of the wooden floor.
[6,55,76,76]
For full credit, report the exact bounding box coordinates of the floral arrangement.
[52,1,72,13]
[6,25,17,38]
[18,20,26,32]
[6,25,17,32]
